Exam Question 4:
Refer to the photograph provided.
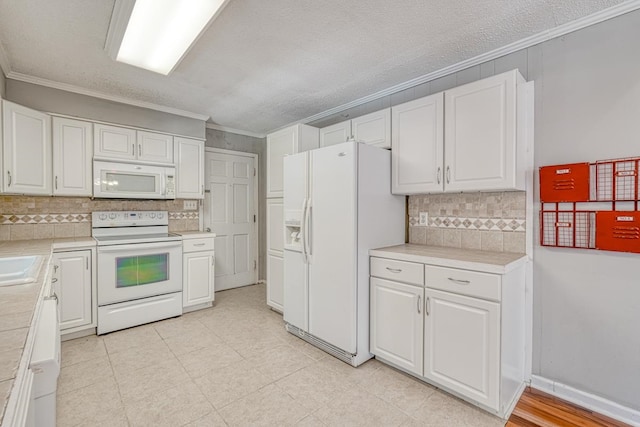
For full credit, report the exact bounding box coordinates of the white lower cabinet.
[267,253,284,312]
[369,251,526,418]
[182,235,215,311]
[370,277,423,376]
[424,288,499,410]
[266,198,284,312]
[52,250,93,332]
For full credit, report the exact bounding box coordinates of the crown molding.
[104,0,135,60]
[205,123,265,139]
[294,0,640,128]
[6,71,210,121]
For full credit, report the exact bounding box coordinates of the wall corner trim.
[530,375,640,426]
[292,0,640,128]
[5,71,210,121]
[205,123,265,139]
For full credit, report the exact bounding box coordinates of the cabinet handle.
[193,243,206,247]
[437,167,441,184]
[7,171,11,187]
[426,297,430,316]
[447,277,471,285]
[51,277,58,283]
[132,144,135,156]
[139,144,142,157]
[385,267,402,273]
[211,256,215,266]
[86,257,89,270]
[54,265,59,273]
[417,295,421,314]
[45,292,58,304]
[55,176,58,190]
[201,184,204,195]
[446,166,450,184]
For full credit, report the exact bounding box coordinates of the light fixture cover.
[116,0,228,75]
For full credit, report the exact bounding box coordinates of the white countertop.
[370,244,528,274]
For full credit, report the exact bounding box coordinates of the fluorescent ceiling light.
[114,0,229,75]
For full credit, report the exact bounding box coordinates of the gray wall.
[0,70,5,98]
[311,10,640,412]
[6,79,205,139]
[205,128,267,281]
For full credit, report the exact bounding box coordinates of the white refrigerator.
[283,141,404,366]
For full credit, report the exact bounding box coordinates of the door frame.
[204,147,259,286]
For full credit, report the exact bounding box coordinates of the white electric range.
[93,211,183,334]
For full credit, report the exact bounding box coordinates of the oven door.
[93,161,171,199]
[97,241,182,305]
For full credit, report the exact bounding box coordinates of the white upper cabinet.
[320,108,391,149]
[391,70,530,195]
[266,124,319,198]
[52,117,93,196]
[392,93,444,194]
[319,121,351,147]
[2,100,52,195]
[444,70,522,192]
[352,108,391,149]
[137,131,174,163]
[174,137,204,199]
[93,123,136,160]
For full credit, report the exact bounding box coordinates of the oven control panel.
[92,211,169,227]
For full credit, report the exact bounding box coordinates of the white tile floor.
[57,284,505,426]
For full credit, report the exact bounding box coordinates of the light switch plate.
[183,200,198,210]
[419,212,428,226]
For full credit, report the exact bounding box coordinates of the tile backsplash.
[408,191,526,253]
[0,196,200,241]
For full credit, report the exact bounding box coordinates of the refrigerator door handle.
[300,198,308,263]
[304,198,312,260]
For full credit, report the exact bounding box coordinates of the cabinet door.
[52,117,93,196]
[183,251,214,307]
[370,278,424,376]
[352,108,391,149]
[319,121,351,148]
[267,253,284,312]
[444,71,517,192]
[93,123,136,160]
[53,250,92,331]
[391,93,444,195]
[424,288,500,410]
[137,131,174,163]
[267,127,297,198]
[2,100,52,195]
[174,137,204,199]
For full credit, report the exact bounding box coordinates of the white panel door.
[137,131,174,164]
[352,108,391,149]
[370,278,424,376]
[424,288,500,411]
[204,151,257,291]
[308,142,357,353]
[53,250,92,331]
[93,123,136,160]
[52,117,93,196]
[267,127,296,198]
[2,100,52,195]
[183,251,214,308]
[319,121,351,148]
[174,137,204,199]
[391,93,444,195]
[444,71,516,192]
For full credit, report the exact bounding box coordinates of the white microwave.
[93,160,176,199]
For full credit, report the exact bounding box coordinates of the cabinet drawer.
[370,257,424,286]
[425,265,501,301]
[183,238,215,253]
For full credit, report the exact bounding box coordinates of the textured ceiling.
[0,0,627,134]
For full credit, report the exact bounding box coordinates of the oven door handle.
[97,241,183,253]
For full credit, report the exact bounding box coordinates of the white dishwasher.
[29,297,61,427]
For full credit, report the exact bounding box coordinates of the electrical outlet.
[183,200,198,210]
[419,212,428,226]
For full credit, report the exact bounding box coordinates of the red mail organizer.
[540,156,640,254]
[539,162,590,202]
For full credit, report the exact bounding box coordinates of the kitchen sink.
[0,255,44,287]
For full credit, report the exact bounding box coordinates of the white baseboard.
[530,375,640,426]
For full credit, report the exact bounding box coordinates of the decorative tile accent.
[169,212,199,220]
[409,216,525,232]
[0,213,91,224]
